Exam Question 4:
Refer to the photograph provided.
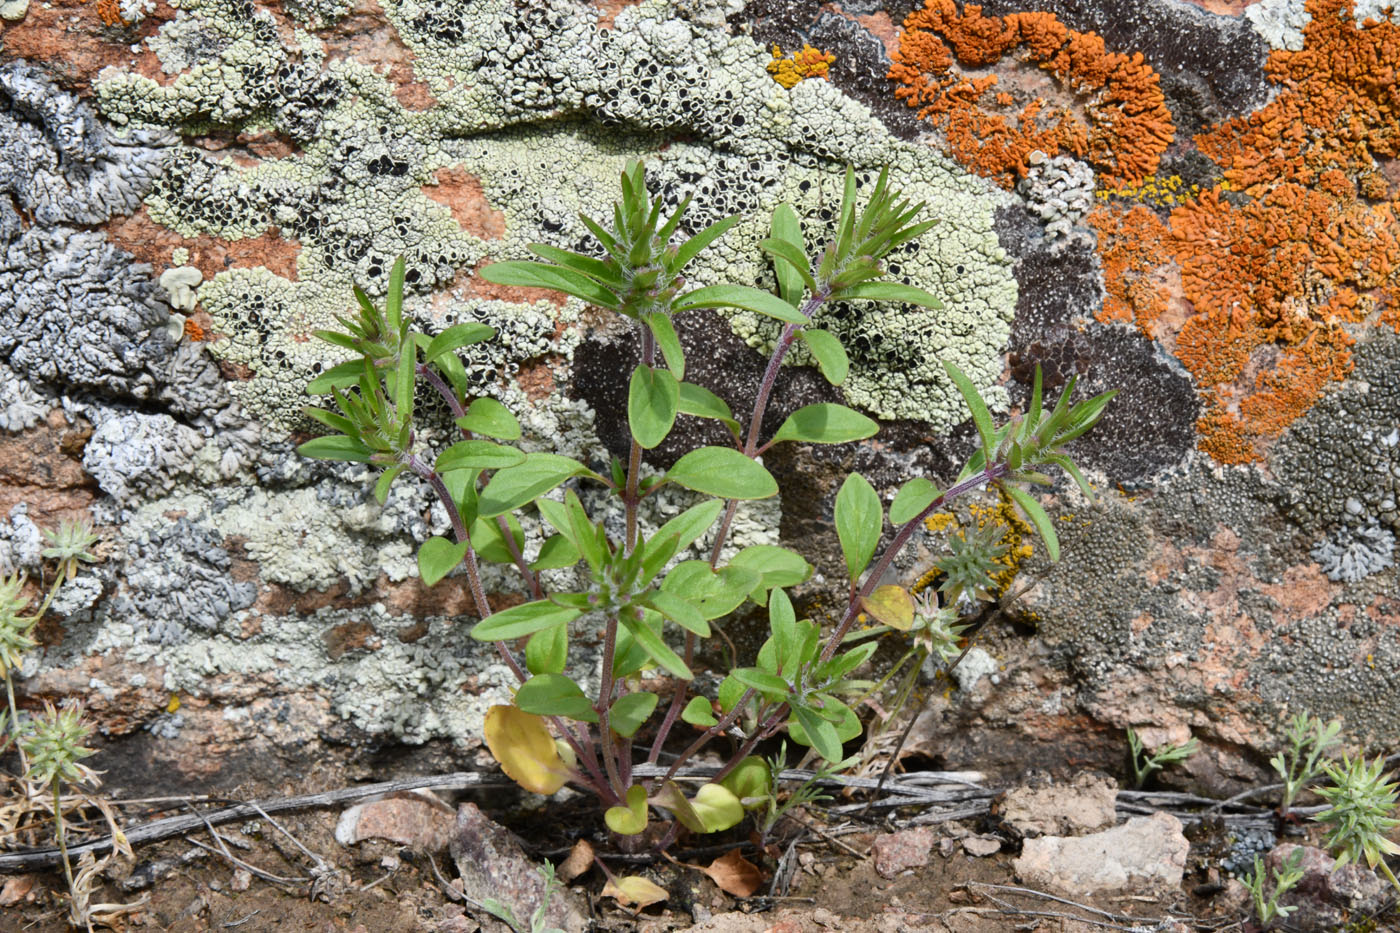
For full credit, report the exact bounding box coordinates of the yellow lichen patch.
[1095,174,1203,209]
[767,44,836,89]
[918,493,1033,596]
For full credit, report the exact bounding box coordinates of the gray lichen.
[1311,522,1396,583]
[114,517,257,643]
[1017,152,1096,243]
[82,411,206,504]
[0,61,170,227]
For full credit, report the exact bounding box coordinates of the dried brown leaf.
[557,838,594,883]
[701,850,763,898]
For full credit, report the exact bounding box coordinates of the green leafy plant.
[1127,727,1199,789]
[1313,754,1400,892]
[1271,712,1342,814]
[300,161,1112,845]
[1240,847,1303,928]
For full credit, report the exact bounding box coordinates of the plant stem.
[595,617,625,797]
[53,778,76,908]
[819,463,1010,662]
[623,330,656,555]
[660,687,758,784]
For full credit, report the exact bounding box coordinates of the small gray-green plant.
[1127,727,1199,789]
[1313,754,1400,892]
[300,161,1113,859]
[19,700,98,919]
[1240,847,1304,928]
[479,861,567,933]
[1271,712,1342,814]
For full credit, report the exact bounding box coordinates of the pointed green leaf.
[373,464,405,504]
[628,364,680,450]
[769,403,878,446]
[418,536,469,587]
[662,561,762,620]
[526,243,622,286]
[469,513,525,564]
[471,601,582,641]
[831,282,942,308]
[731,667,790,701]
[889,477,940,525]
[835,472,882,584]
[653,498,725,554]
[666,447,777,500]
[670,215,741,274]
[944,362,997,460]
[799,328,850,385]
[791,705,845,764]
[307,359,370,394]
[477,454,592,518]
[385,257,406,334]
[478,261,620,308]
[424,323,496,364]
[619,612,691,679]
[645,313,685,381]
[297,435,375,463]
[1003,484,1059,561]
[760,236,815,306]
[673,284,808,324]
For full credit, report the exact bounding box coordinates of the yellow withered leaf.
[483,705,568,794]
[859,584,915,630]
[602,875,668,911]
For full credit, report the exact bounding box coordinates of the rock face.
[448,803,589,931]
[995,772,1118,839]
[1013,813,1190,897]
[0,0,1396,796]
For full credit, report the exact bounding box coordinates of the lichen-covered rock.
[0,61,169,228]
[1312,522,1396,583]
[82,411,205,503]
[0,228,174,399]
[115,517,257,642]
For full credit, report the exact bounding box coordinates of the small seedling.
[1313,754,1400,892]
[479,861,568,933]
[1127,727,1199,789]
[1240,847,1303,928]
[1270,712,1341,814]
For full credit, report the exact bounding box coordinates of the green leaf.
[620,612,691,679]
[672,284,808,325]
[525,623,568,675]
[670,215,741,274]
[661,561,762,620]
[1003,484,1059,561]
[418,536,468,587]
[373,464,405,504]
[471,601,582,641]
[720,757,771,809]
[944,362,997,461]
[832,281,942,308]
[609,692,659,738]
[469,513,525,564]
[478,261,620,308]
[835,472,882,584]
[645,313,685,381]
[768,202,808,303]
[605,785,649,836]
[654,498,725,554]
[732,667,790,701]
[455,397,522,441]
[307,359,369,394]
[628,364,680,450]
[728,545,811,598]
[477,454,592,518]
[760,238,815,305]
[791,706,843,763]
[515,674,598,722]
[681,696,718,727]
[690,783,744,833]
[424,323,495,364]
[768,587,795,627]
[436,440,526,473]
[799,329,849,385]
[666,447,777,500]
[297,435,375,463]
[644,591,710,637]
[769,403,878,446]
[385,257,406,334]
[889,477,940,525]
[526,243,622,286]
[531,534,581,571]
[676,383,741,438]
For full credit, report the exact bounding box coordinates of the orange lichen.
[93,0,125,25]
[1088,205,1171,335]
[766,44,836,90]
[888,0,1173,188]
[1091,0,1400,464]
